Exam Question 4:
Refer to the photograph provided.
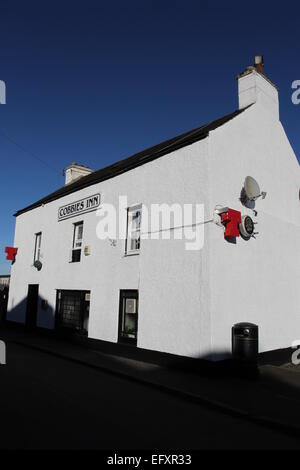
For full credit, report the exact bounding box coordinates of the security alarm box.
[84,245,91,256]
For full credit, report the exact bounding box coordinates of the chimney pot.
[254,55,264,74]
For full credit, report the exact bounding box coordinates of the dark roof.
[15,107,247,217]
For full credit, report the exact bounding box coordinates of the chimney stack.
[64,163,93,186]
[237,56,279,120]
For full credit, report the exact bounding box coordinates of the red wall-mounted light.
[5,247,18,263]
[220,209,242,239]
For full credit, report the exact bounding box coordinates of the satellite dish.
[240,176,266,207]
[244,176,261,201]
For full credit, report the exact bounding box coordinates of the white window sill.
[124,251,140,257]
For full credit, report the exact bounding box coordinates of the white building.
[7,57,300,360]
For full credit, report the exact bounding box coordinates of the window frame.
[33,232,42,263]
[118,289,139,346]
[125,205,142,255]
[55,289,90,335]
[71,221,84,263]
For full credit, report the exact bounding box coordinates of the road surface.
[0,341,299,450]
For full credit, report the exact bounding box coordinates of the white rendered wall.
[238,70,279,120]
[207,102,300,359]
[7,138,211,358]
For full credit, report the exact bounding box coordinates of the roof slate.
[15,107,247,217]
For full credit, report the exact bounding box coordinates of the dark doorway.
[55,290,90,335]
[25,284,39,330]
[0,286,9,323]
[118,290,139,346]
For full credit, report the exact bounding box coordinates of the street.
[0,341,300,450]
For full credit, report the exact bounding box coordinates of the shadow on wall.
[3,294,262,380]
[5,295,55,330]
[2,298,263,382]
[86,335,250,377]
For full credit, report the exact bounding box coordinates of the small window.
[126,206,142,254]
[34,233,42,263]
[71,222,83,263]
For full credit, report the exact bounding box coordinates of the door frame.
[118,289,139,346]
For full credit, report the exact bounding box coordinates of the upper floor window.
[34,232,42,263]
[71,222,83,263]
[126,206,142,255]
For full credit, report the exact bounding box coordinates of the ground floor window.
[56,290,90,335]
[118,290,138,345]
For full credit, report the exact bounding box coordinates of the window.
[71,222,83,263]
[118,290,138,345]
[126,206,142,254]
[56,290,90,335]
[34,233,42,263]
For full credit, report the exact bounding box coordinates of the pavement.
[2,325,300,439]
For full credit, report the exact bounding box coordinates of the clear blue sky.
[0,0,299,274]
